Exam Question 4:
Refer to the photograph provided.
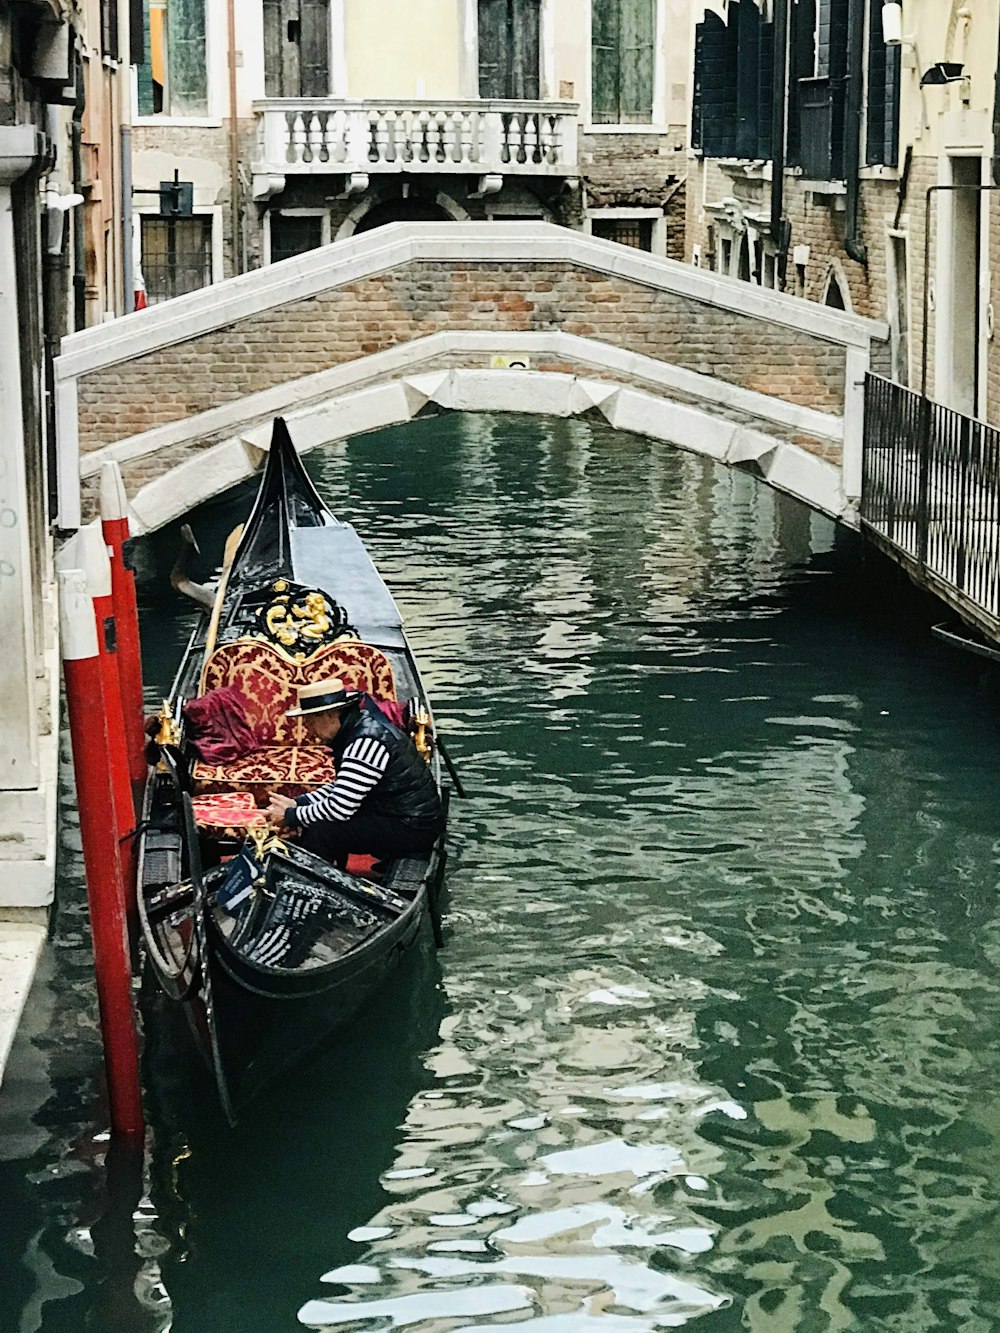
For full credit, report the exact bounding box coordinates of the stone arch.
[336,188,470,240]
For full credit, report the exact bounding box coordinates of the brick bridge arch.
[54,223,888,533]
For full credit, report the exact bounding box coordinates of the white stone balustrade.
[253,99,578,197]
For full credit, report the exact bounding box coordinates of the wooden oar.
[202,523,244,662]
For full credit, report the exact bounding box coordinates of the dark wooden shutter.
[619,0,655,123]
[479,1,539,99]
[865,0,899,166]
[695,10,736,157]
[735,0,760,158]
[299,0,330,96]
[265,0,329,98]
[511,0,540,99]
[787,0,818,166]
[478,0,506,97]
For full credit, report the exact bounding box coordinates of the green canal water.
[3,412,1000,1331]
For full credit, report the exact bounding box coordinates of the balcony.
[252,98,579,201]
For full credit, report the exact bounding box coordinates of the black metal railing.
[862,374,1000,625]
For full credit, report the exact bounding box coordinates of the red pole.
[58,569,144,1141]
[99,462,146,798]
[60,525,137,928]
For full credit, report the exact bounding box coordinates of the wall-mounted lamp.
[919,62,965,87]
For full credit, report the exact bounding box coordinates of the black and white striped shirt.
[290,736,390,826]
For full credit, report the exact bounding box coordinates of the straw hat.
[286,678,361,717]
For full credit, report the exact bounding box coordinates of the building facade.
[126,0,692,305]
[686,0,1000,424]
[1,0,128,906]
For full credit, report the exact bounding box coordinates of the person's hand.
[266,792,294,829]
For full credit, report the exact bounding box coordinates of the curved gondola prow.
[229,417,334,588]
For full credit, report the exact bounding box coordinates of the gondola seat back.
[192,636,396,796]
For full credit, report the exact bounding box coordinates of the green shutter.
[619,0,655,123]
[591,2,619,123]
[136,0,155,115]
[168,0,208,114]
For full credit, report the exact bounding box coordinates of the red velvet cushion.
[191,791,267,840]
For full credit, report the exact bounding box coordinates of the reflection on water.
[3,413,1000,1331]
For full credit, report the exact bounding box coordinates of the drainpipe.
[121,124,134,312]
[843,0,868,265]
[227,0,242,273]
[769,0,789,249]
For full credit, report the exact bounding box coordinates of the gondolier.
[266,678,445,866]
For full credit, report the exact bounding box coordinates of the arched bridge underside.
[55,223,889,534]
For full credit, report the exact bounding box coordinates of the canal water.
[2,412,1000,1332]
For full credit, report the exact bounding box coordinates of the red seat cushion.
[193,745,336,796]
[191,791,268,840]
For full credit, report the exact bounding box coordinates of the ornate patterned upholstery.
[192,636,394,798]
[193,745,336,796]
[199,638,396,745]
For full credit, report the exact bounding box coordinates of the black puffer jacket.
[331,698,444,833]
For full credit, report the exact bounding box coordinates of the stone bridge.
[53,223,889,534]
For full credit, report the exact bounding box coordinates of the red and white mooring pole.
[57,523,138,925]
[99,462,146,797]
[58,568,144,1141]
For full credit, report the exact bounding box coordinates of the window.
[887,233,910,385]
[692,2,772,160]
[140,215,213,303]
[137,0,208,117]
[264,0,330,98]
[592,0,655,125]
[591,217,654,250]
[102,0,119,60]
[268,212,326,264]
[479,0,540,99]
[865,0,900,166]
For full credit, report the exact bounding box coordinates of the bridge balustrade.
[253,99,579,192]
[862,373,1000,633]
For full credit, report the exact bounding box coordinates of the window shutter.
[298,0,330,97]
[263,0,286,96]
[511,0,541,100]
[692,17,705,150]
[479,0,506,98]
[696,10,736,158]
[591,2,619,124]
[619,0,655,123]
[136,0,155,114]
[735,0,760,159]
[787,0,818,166]
[167,0,208,114]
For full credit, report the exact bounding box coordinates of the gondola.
[137,418,449,1124]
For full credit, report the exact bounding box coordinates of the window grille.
[140,215,213,304]
[269,214,324,265]
[591,218,654,251]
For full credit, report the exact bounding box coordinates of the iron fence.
[862,374,1000,626]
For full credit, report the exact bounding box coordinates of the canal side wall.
[54,223,889,533]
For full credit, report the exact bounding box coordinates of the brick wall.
[75,258,850,456]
